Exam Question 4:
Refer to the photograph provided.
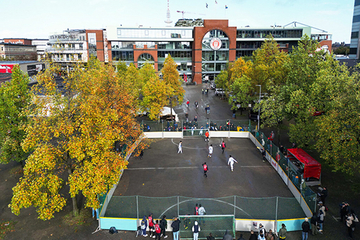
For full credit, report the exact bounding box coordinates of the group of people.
[245,223,287,240]
[340,202,359,239]
[139,214,170,239]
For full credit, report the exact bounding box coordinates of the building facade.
[107,19,332,84]
[0,43,37,60]
[3,38,49,61]
[350,0,360,59]
[46,29,108,64]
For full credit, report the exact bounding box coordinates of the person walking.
[278,223,287,239]
[202,162,208,178]
[178,141,183,154]
[258,229,266,240]
[228,155,238,172]
[141,215,148,237]
[192,221,200,240]
[171,217,180,240]
[154,220,161,240]
[301,218,310,240]
[208,144,213,158]
[221,140,226,153]
[261,147,266,162]
[186,100,190,108]
[160,215,168,238]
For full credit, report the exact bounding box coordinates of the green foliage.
[0,65,31,164]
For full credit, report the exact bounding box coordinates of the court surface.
[105,137,305,219]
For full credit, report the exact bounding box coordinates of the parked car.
[215,88,225,96]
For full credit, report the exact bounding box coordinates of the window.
[117,29,121,35]
[351,32,359,39]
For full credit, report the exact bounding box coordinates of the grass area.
[62,208,92,227]
[0,220,16,239]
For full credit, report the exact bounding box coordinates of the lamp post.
[256,85,261,132]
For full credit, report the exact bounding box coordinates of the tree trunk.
[68,168,79,217]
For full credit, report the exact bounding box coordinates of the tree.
[227,58,253,110]
[0,65,31,166]
[313,61,360,175]
[161,55,185,108]
[10,59,146,220]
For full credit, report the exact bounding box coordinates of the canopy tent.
[287,148,321,180]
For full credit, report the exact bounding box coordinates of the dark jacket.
[302,221,310,232]
[160,218,167,230]
[249,233,257,240]
[171,219,180,232]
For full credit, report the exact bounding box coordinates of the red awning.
[287,148,321,179]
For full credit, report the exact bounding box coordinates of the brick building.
[107,19,332,84]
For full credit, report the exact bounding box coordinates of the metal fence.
[254,131,317,213]
[141,119,252,133]
[103,195,305,220]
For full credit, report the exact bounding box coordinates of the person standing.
[346,212,355,238]
[249,230,257,240]
[258,229,266,240]
[207,233,215,240]
[160,215,168,238]
[310,214,319,236]
[208,144,213,158]
[198,204,206,225]
[228,155,238,172]
[319,187,328,205]
[202,162,208,178]
[221,140,226,153]
[317,209,324,232]
[205,131,209,142]
[278,223,287,239]
[148,213,155,238]
[154,220,161,240]
[237,233,245,240]
[261,148,266,162]
[178,141,183,154]
[194,204,199,215]
[301,218,310,240]
[141,215,148,237]
[185,112,189,122]
[192,221,201,240]
[171,217,181,240]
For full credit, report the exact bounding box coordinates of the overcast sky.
[0,0,354,43]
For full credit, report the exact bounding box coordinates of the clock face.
[210,38,222,51]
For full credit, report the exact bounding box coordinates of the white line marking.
[127,166,271,170]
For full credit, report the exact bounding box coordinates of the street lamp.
[256,85,261,132]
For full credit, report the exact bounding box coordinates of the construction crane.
[177,10,205,19]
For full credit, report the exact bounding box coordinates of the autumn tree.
[140,63,169,120]
[161,55,185,108]
[10,59,146,220]
[227,58,253,110]
[0,65,31,166]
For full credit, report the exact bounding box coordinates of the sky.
[0,0,354,43]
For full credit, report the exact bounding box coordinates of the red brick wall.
[86,30,105,62]
[192,20,237,84]
[133,45,158,71]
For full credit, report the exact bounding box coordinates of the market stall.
[287,148,321,185]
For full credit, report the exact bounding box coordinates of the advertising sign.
[210,38,222,51]
[0,64,14,73]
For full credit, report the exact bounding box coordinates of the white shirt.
[208,146,213,154]
[228,157,238,165]
[198,206,206,215]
